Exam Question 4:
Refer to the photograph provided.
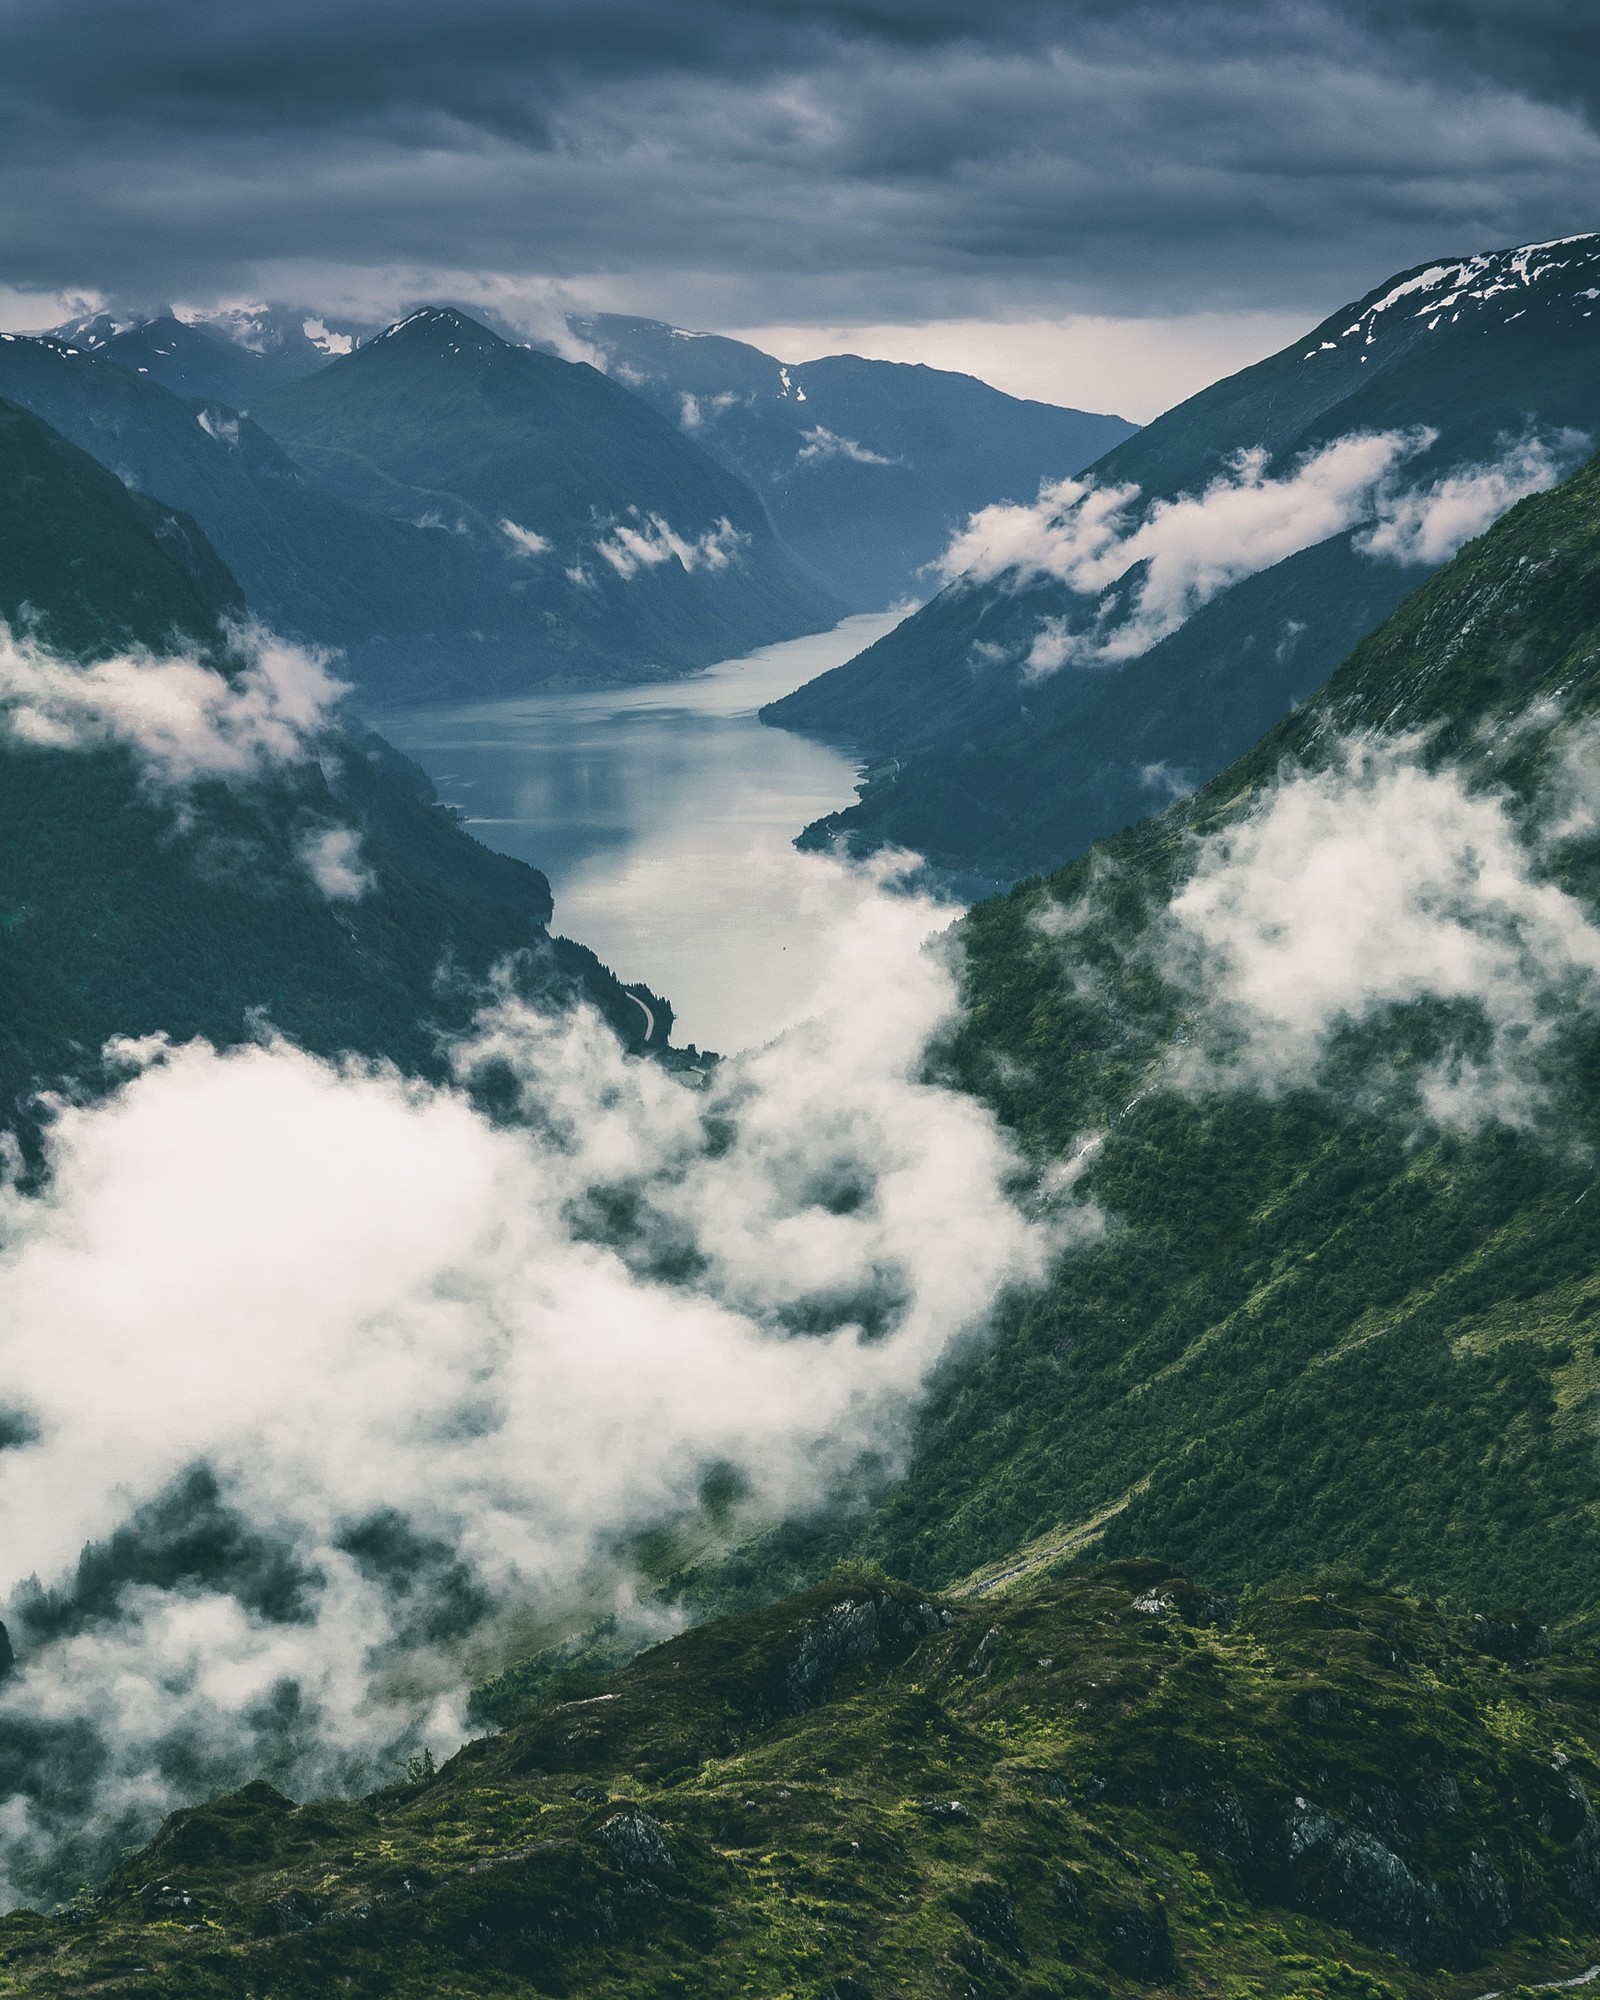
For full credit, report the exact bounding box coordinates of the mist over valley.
[6,7,1600,1995]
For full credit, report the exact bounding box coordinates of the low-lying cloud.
[0,887,1066,1907]
[298,825,374,901]
[939,430,1582,676]
[795,426,899,469]
[0,623,347,787]
[499,517,552,556]
[594,511,748,578]
[1161,730,1600,1125]
[1353,431,1581,567]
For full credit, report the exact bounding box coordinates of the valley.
[3,209,1600,2000]
[377,610,907,1052]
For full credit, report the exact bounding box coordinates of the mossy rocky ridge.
[5,1563,1599,1998]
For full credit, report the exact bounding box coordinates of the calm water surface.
[378,612,908,1052]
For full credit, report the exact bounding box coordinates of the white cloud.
[0,622,347,787]
[942,431,1434,673]
[1161,734,1600,1124]
[794,426,899,468]
[1354,431,1585,566]
[0,891,1072,1905]
[195,407,239,447]
[298,826,373,902]
[677,390,741,431]
[940,427,1588,677]
[301,315,353,357]
[594,511,749,579]
[499,517,551,556]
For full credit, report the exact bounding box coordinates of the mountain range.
[60,305,358,406]
[0,389,674,1134]
[7,239,1600,1999]
[251,307,839,696]
[0,312,837,703]
[571,312,1136,609]
[767,233,1600,884]
[33,300,1137,672]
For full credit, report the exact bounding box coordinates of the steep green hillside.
[825,446,1600,1630]
[575,313,1136,610]
[6,1563,1598,1998]
[0,402,672,1130]
[769,234,1600,880]
[0,395,241,657]
[0,740,672,1127]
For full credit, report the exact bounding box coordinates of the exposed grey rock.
[598,1809,673,1877]
[1096,1899,1178,1981]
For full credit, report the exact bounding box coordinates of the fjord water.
[377,610,910,1051]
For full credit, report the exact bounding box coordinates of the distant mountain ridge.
[0,310,837,702]
[571,311,1137,609]
[37,299,1140,644]
[251,306,839,693]
[767,232,1600,882]
[59,304,362,403]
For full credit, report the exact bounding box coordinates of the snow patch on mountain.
[1306,233,1600,358]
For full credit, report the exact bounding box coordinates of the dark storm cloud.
[1,0,1597,326]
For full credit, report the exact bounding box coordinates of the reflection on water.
[377,612,911,1052]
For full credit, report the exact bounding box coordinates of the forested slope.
[0,400,672,1130]
[843,445,1600,1626]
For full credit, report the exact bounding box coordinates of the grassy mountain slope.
[0,400,672,1130]
[820,446,1600,1631]
[253,308,840,690]
[6,1563,1598,1998]
[769,234,1600,879]
[576,312,1137,610]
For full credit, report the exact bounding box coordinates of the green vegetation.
[10,312,1600,2000]
[810,445,1600,1630]
[4,1562,1597,1997]
[0,396,672,1132]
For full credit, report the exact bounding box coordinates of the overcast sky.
[1,0,1597,417]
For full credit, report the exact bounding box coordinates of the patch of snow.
[302,316,354,358]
